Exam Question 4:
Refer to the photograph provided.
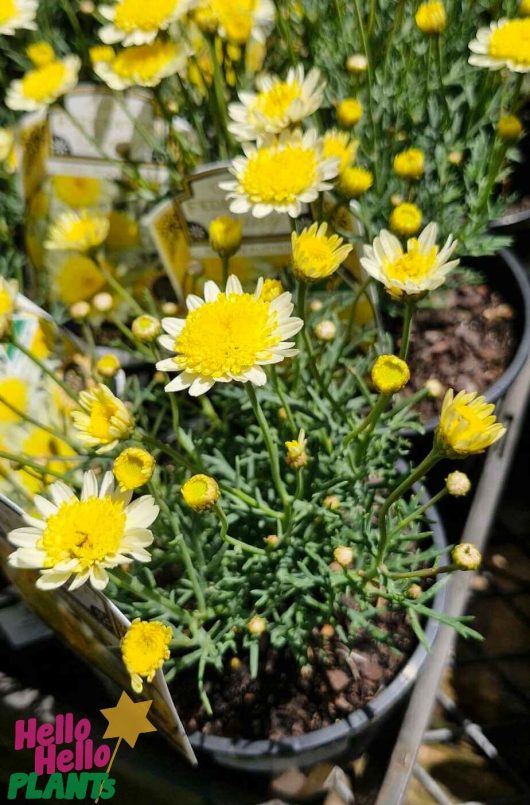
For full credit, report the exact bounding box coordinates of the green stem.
[392,488,447,535]
[385,563,458,580]
[223,486,283,519]
[343,393,390,449]
[399,299,415,359]
[9,336,78,402]
[107,569,194,625]
[215,504,266,555]
[245,383,290,507]
[364,448,442,580]
[0,450,76,480]
[208,36,231,158]
[221,254,229,286]
[141,433,194,472]
[96,260,145,317]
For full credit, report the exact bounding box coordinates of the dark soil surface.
[172,611,414,741]
[395,283,516,422]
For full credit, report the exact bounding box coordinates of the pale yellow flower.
[121,619,172,693]
[94,40,189,90]
[181,474,220,511]
[71,383,135,453]
[99,0,195,47]
[45,211,109,252]
[156,275,302,395]
[291,222,352,282]
[6,56,80,112]
[7,470,158,591]
[436,390,506,457]
[221,129,339,218]
[469,18,530,72]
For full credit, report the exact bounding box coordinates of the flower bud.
[446,471,471,497]
[161,301,179,316]
[230,657,242,670]
[346,54,368,73]
[132,314,162,343]
[390,203,422,237]
[247,615,267,636]
[95,353,121,378]
[209,216,242,257]
[309,299,323,312]
[26,42,55,67]
[452,543,482,571]
[424,377,444,398]
[69,301,91,320]
[393,148,425,180]
[181,474,220,512]
[314,319,336,341]
[337,97,363,127]
[406,583,423,599]
[285,429,308,468]
[323,495,341,511]
[371,354,410,394]
[114,447,155,491]
[448,150,463,166]
[320,623,335,639]
[333,546,354,567]
[92,292,114,313]
[497,114,523,141]
[338,166,373,198]
[415,1,447,35]
[265,534,279,548]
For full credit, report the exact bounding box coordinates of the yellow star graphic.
[100,691,157,748]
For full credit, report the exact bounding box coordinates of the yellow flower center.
[0,288,14,316]
[21,61,67,102]
[384,243,438,283]
[114,0,177,32]
[489,19,530,66]
[253,80,301,121]
[0,377,28,423]
[52,176,102,207]
[322,132,357,173]
[65,218,103,247]
[87,395,122,440]
[0,0,16,25]
[55,254,105,305]
[176,292,280,378]
[241,144,318,205]
[122,621,171,678]
[446,401,486,444]
[112,41,177,80]
[40,496,125,567]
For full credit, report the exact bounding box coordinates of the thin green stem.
[399,299,415,359]
[215,504,266,556]
[343,393,390,449]
[9,336,78,402]
[96,260,145,317]
[385,563,458,580]
[245,383,290,507]
[364,448,442,580]
[392,488,447,535]
[107,569,194,625]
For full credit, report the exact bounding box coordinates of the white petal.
[156,357,180,372]
[125,498,159,529]
[33,495,58,519]
[203,281,220,302]
[36,570,71,590]
[159,334,176,352]
[186,294,204,311]
[50,482,75,506]
[189,376,215,396]
[246,366,268,385]
[7,528,41,548]
[165,373,193,392]
[81,471,99,501]
[68,570,91,591]
[99,471,115,499]
[89,566,109,590]
[226,275,243,295]
[162,317,185,336]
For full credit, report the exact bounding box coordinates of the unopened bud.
[265,534,279,548]
[309,299,323,312]
[323,495,341,511]
[452,543,482,571]
[406,583,423,600]
[320,624,335,639]
[69,301,90,320]
[446,471,471,497]
[132,314,161,343]
[161,301,179,316]
[314,319,336,341]
[95,353,121,378]
[333,545,354,567]
[92,292,113,312]
[247,615,267,636]
[425,377,444,398]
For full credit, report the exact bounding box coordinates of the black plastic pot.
[185,495,447,774]
[421,249,530,434]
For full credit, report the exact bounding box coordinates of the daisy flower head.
[98,0,195,47]
[208,0,275,45]
[0,0,37,35]
[6,56,80,113]
[393,148,425,180]
[436,390,506,457]
[93,40,189,90]
[415,2,447,35]
[469,17,530,72]
[48,253,106,306]
[338,165,373,198]
[291,222,353,282]
[228,66,326,141]
[0,277,17,340]
[121,619,172,693]
[45,210,109,252]
[156,275,303,396]
[51,175,109,209]
[71,383,135,453]
[390,202,423,237]
[221,129,339,218]
[322,129,358,175]
[7,470,159,591]
[361,222,459,300]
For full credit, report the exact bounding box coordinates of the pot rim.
[187,485,447,761]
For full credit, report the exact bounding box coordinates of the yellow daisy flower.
[338,165,373,198]
[121,619,172,693]
[415,2,447,35]
[156,274,303,396]
[202,0,276,45]
[291,222,352,282]
[93,40,189,90]
[361,222,459,299]
[393,148,425,180]
[0,0,37,35]
[371,355,410,394]
[181,474,220,511]
[285,429,308,468]
[7,470,159,591]
[436,390,506,457]
[322,129,358,175]
[98,0,195,46]
[45,210,109,252]
[221,129,339,218]
[113,447,155,491]
[6,56,80,113]
[71,383,135,453]
[228,66,326,141]
[49,253,106,306]
[51,176,106,209]
[390,202,423,236]
[469,17,530,72]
